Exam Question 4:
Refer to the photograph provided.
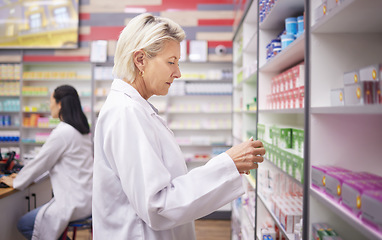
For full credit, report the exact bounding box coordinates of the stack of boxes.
[259,0,278,23]
[0,64,21,80]
[331,64,382,106]
[258,123,304,184]
[266,63,305,110]
[265,13,304,62]
[312,165,382,232]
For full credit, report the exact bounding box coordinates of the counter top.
[0,187,19,199]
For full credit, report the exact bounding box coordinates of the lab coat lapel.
[111,79,174,135]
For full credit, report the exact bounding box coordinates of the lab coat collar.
[111,79,158,115]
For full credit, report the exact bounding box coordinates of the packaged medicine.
[361,190,382,231]
[342,179,382,216]
[311,165,350,190]
[330,88,344,106]
[325,172,382,201]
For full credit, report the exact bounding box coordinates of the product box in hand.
[325,172,382,201]
[311,165,350,190]
[361,190,382,231]
[342,179,382,216]
[330,88,344,106]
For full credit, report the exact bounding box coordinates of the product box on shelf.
[361,190,382,231]
[314,3,326,22]
[292,155,304,184]
[344,65,382,105]
[279,127,292,149]
[292,128,304,157]
[359,64,381,82]
[312,223,341,240]
[330,88,344,106]
[325,172,382,201]
[342,179,382,216]
[311,165,350,190]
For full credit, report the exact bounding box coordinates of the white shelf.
[170,127,232,131]
[21,127,55,130]
[168,94,232,97]
[179,144,231,147]
[244,32,258,54]
[243,71,257,84]
[21,95,49,98]
[260,34,305,73]
[0,111,19,114]
[311,105,382,115]
[21,142,44,146]
[257,193,295,240]
[264,158,303,187]
[311,0,382,33]
[0,142,20,147]
[310,187,382,240]
[176,79,232,82]
[0,126,19,131]
[259,108,304,114]
[234,51,243,67]
[259,0,305,30]
[22,111,50,114]
[22,78,90,82]
[167,111,231,114]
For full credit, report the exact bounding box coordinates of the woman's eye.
[169,62,175,65]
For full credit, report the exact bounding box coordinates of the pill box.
[361,190,382,231]
[311,165,350,190]
[330,88,344,106]
[325,172,382,201]
[342,179,382,216]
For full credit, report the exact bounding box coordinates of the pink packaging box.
[361,190,382,231]
[311,165,350,190]
[325,172,382,201]
[342,179,382,216]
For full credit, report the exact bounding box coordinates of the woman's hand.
[0,176,14,188]
[225,137,266,174]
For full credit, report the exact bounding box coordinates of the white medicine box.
[330,88,344,106]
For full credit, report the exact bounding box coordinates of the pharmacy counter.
[0,177,52,240]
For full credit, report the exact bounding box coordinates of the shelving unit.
[232,0,382,239]
[308,0,382,239]
[0,63,21,154]
[20,62,92,160]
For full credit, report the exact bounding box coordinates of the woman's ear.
[133,50,146,73]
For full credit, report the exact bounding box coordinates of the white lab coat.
[93,79,245,240]
[13,122,93,240]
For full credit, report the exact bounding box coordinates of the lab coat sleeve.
[13,126,67,190]
[104,106,244,231]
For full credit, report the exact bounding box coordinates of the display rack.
[308,0,382,239]
[20,62,92,160]
[232,0,382,240]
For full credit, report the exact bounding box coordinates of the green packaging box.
[280,127,292,149]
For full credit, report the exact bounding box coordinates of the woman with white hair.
[93,13,265,239]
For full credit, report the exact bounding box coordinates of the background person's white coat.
[93,79,245,239]
[13,122,93,240]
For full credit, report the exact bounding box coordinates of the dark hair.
[53,85,90,134]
